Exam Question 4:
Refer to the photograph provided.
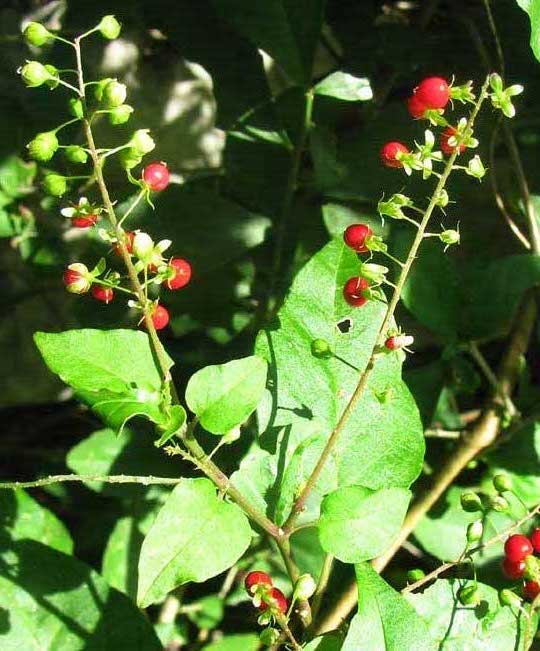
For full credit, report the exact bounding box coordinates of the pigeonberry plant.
[2,3,540,650]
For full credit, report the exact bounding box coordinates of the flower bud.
[27,131,58,162]
[24,22,53,47]
[311,338,332,359]
[69,98,84,119]
[466,155,486,179]
[460,491,483,513]
[458,584,480,606]
[493,474,512,493]
[295,574,316,600]
[490,495,509,512]
[63,263,91,294]
[119,147,142,170]
[466,520,483,543]
[43,174,67,197]
[359,262,388,284]
[133,232,154,261]
[435,189,449,207]
[64,145,88,164]
[407,568,425,583]
[499,588,522,608]
[109,104,133,125]
[439,229,460,246]
[93,78,115,102]
[130,129,155,155]
[98,15,121,40]
[101,80,127,108]
[20,61,51,87]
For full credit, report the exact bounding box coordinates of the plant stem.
[0,474,182,489]
[282,78,491,535]
[309,553,334,626]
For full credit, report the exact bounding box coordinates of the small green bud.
[458,584,480,606]
[23,22,53,47]
[20,61,51,87]
[98,15,121,40]
[101,80,127,108]
[499,588,522,608]
[27,131,59,162]
[69,98,84,119]
[259,627,280,645]
[407,568,425,583]
[119,147,142,170]
[435,189,449,208]
[490,495,509,512]
[64,145,88,164]
[93,78,115,102]
[359,262,388,284]
[109,104,134,125]
[43,174,67,197]
[466,155,486,179]
[439,229,460,246]
[460,492,483,513]
[466,520,483,544]
[493,474,512,493]
[130,129,155,155]
[295,574,316,600]
[311,338,332,359]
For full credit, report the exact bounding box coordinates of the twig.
[309,554,334,626]
[0,474,181,489]
[468,342,518,417]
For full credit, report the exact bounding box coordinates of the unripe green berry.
[259,627,280,645]
[101,80,127,108]
[460,491,483,513]
[109,104,134,125]
[65,145,88,164]
[130,129,155,155]
[466,520,483,543]
[98,15,121,40]
[69,98,84,119]
[311,338,332,358]
[94,78,114,102]
[119,147,142,170]
[499,588,522,608]
[44,64,60,90]
[493,474,512,493]
[43,174,67,197]
[295,574,316,600]
[27,131,59,162]
[490,495,509,512]
[407,568,425,583]
[23,22,53,47]
[458,584,480,606]
[21,61,51,87]
[439,229,460,246]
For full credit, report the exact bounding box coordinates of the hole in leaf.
[337,318,353,334]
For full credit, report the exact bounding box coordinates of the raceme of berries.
[523,580,540,602]
[380,141,409,168]
[92,285,114,304]
[150,304,170,331]
[244,571,273,595]
[259,587,288,614]
[343,223,373,253]
[165,258,192,290]
[414,76,450,110]
[504,534,534,562]
[502,557,527,580]
[143,162,171,192]
[441,127,466,156]
[343,276,370,307]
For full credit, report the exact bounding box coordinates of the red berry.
[414,76,450,110]
[523,580,540,602]
[91,285,114,304]
[71,214,98,228]
[530,528,540,553]
[259,587,288,614]
[114,231,135,257]
[165,258,192,290]
[502,557,527,580]
[63,263,91,294]
[440,127,466,156]
[244,571,272,594]
[505,534,533,562]
[343,276,370,307]
[343,224,372,253]
[380,141,409,168]
[407,94,427,119]
[150,304,170,330]
[385,334,414,351]
[143,162,170,192]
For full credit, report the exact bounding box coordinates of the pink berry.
[150,304,170,330]
[380,141,409,168]
[343,224,372,253]
[343,276,370,307]
[414,76,450,110]
[505,534,533,562]
[165,258,192,290]
[440,127,466,156]
[143,162,170,192]
[502,557,526,580]
[407,94,427,119]
[114,231,135,257]
[63,264,91,294]
[259,587,288,614]
[523,580,540,602]
[244,571,272,594]
[71,214,98,228]
[91,285,114,304]
[385,334,414,351]
[530,528,540,553]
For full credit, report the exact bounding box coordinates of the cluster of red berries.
[380,77,465,168]
[342,223,372,307]
[502,531,540,602]
[244,571,288,615]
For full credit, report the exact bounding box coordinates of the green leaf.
[0,540,161,650]
[303,633,344,650]
[202,634,260,651]
[0,156,36,198]
[186,594,224,630]
[408,578,533,649]
[230,446,277,517]
[315,72,373,102]
[256,239,424,507]
[318,485,411,563]
[342,563,435,651]
[517,0,540,62]
[211,0,326,86]
[185,355,267,434]
[322,203,383,239]
[155,404,187,447]
[102,516,144,600]
[0,489,73,554]
[137,478,252,607]
[34,329,172,433]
